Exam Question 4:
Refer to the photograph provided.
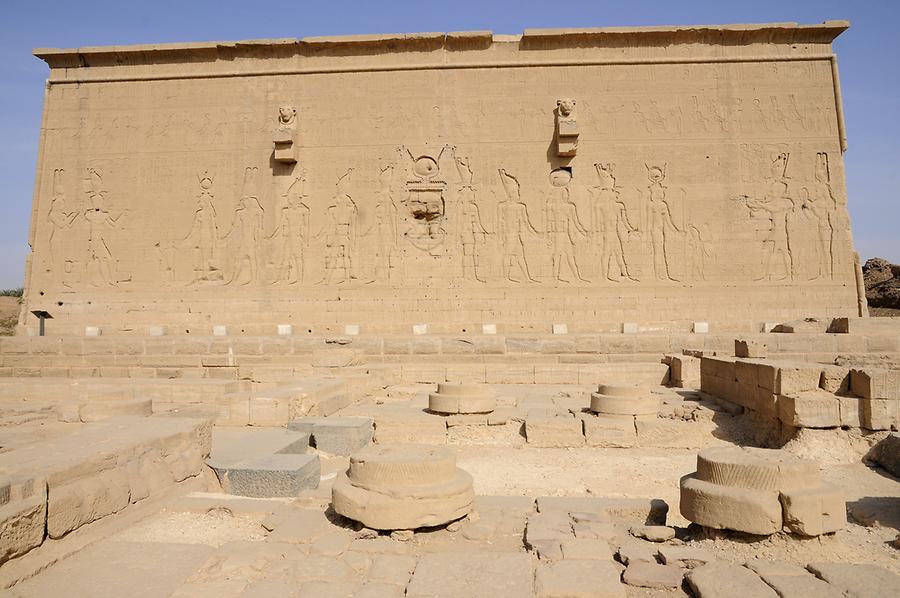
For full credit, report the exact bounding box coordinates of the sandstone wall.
[21,22,860,334]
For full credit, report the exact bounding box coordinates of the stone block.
[526,416,584,447]
[806,562,900,598]
[616,541,657,565]
[211,453,320,498]
[344,324,360,335]
[482,323,497,335]
[311,347,363,368]
[686,562,778,598]
[47,469,131,538]
[0,476,47,564]
[374,415,446,444]
[623,561,683,589]
[78,397,153,422]
[693,322,709,334]
[288,417,373,456]
[838,396,862,428]
[148,326,165,336]
[680,474,782,535]
[735,339,767,358]
[84,326,102,337]
[657,545,715,568]
[535,559,626,598]
[877,433,900,477]
[537,496,668,526]
[861,397,899,431]
[776,364,823,396]
[583,415,636,448]
[405,551,534,598]
[777,392,840,428]
[212,325,228,336]
[779,484,845,536]
[622,322,638,334]
[559,538,612,560]
[820,365,850,394]
[277,324,293,336]
[850,368,900,400]
[552,323,568,335]
[412,324,428,335]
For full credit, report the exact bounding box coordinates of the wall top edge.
[32,21,849,69]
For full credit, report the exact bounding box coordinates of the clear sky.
[1,0,897,289]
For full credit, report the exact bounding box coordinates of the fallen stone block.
[535,559,626,598]
[776,364,823,397]
[0,476,46,565]
[687,562,778,598]
[877,432,900,477]
[623,561,684,589]
[526,416,584,448]
[860,397,899,431]
[850,368,900,400]
[47,468,131,538]
[583,415,636,448]
[777,391,841,428]
[210,453,320,498]
[630,525,674,542]
[735,339,768,358]
[288,417,373,456]
[779,484,845,536]
[616,541,657,565]
[680,474,782,535]
[807,561,900,598]
[819,365,850,394]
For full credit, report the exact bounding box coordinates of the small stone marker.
[552,323,568,335]
[622,322,638,334]
[84,326,101,337]
[412,323,428,335]
[481,323,497,335]
[147,325,165,336]
[344,324,360,335]
[693,322,709,334]
[213,325,228,336]
[277,324,293,336]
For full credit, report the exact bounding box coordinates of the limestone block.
[535,559,626,598]
[877,433,900,477]
[806,562,900,598]
[331,445,473,530]
[617,542,658,565]
[777,392,841,428]
[559,538,612,560]
[537,496,668,526]
[776,364,823,396]
[405,551,534,598]
[526,416,584,447]
[552,323,568,335]
[47,469,131,538]
[374,416,447,444]
[288,417,373,456]
[820,365,850,394]
[636,418,709,449]
[412,324,428,335]
[249,396,290,426]
[686,562,778,598]
[0,476,47,564]
[211,453,320,498]
[311,347,363,368]
[525,512,574,545]
[850,368,900,400]
[623,561,684,589]
[735,339,767,358]
[622,322,638,334]
[583,415,636,448]
[78,397,153,422]
[861,397,899,431]
[344,324,360,335]
[84,326,102,337]
[630,524,674,542]
[277,324,293,336]
[148,326,165,336]
[670,354,701,388]
[428,383,496,414]
[482,323,497,335]
[680,474,782,535]
[779,484,845,536]
[837,396,862,428]
[693,322,709,334]
[212,325,228,336]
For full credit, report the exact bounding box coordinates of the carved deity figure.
[366,163,399,283]
[223,167,264,285]
[46,169,77,285]
[589,163,638,282]
[497,169,540,283]
[318,169,359,284]
[83,169,122,286]
[646,165,681,281]
[738,179,795,281]
[272,174,310,285]
[454,154,488,283]
[545,169,589,283]
[687,225,713,281]
[184,171,219,282]
[807,152,836,279]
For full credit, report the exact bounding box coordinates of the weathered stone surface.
[288,417,373,456]
[536,559,626,598]
[779,484,846,536]
[428,384,496,414]
[877,433,900,477]
[405,551,534,598]
[0,476,46,565]
[590,393,660,416]
[211,453,321,498]
[536,496,668,525]
[657,545,715,569]
[777,391,841,428]
[695,446,820,492]
[617,541,658,565]
[735,339,768,359]
[686,562,778,598]
[525,416,584,447]
[629,525,675,542]
[583,415,636,448]
[680,474,782,535]
[745,561,844,598]
[559,538,612,560]
[807,561,900,598]
[623,561,684,589]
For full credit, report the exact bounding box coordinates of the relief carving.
[366,163,400,283]
[317,169,359,284]
[46,168,77,286]
[223,167,264,285]
[589,163,638,282]
[273,105,298,164]
[272,172,310,285]
[545,168,589,283]
[555,99,578,157]
[82,168,123,286]
[645,164,682,282]
[183,171,221,283]
[497,169,540,284]
[399,146,449,254]
[453,152,488,283]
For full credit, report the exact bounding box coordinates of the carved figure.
[545,169,589,283]
[223,196,264,286]
[737,179,795,281]
[183,171,219,283]
[274,105,298,163]
[81,168,122,286]
[367,163,399,283]
[497,169,540,283]
[318,169,359,284]
[589,163,638,282]
[645,164,681,281]
[46,169,77,285]
[806,152,837,278]
[398,145,450,254]
[556,98,578,156]
[272,174,310,285]
[687,225,713,281]
[278,106,297,126]
[454,153,488,283]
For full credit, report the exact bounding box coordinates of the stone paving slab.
[405,551,534,598]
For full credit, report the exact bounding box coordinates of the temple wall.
[21,23,862,334]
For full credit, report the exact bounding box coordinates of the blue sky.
[1,0,897,289]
